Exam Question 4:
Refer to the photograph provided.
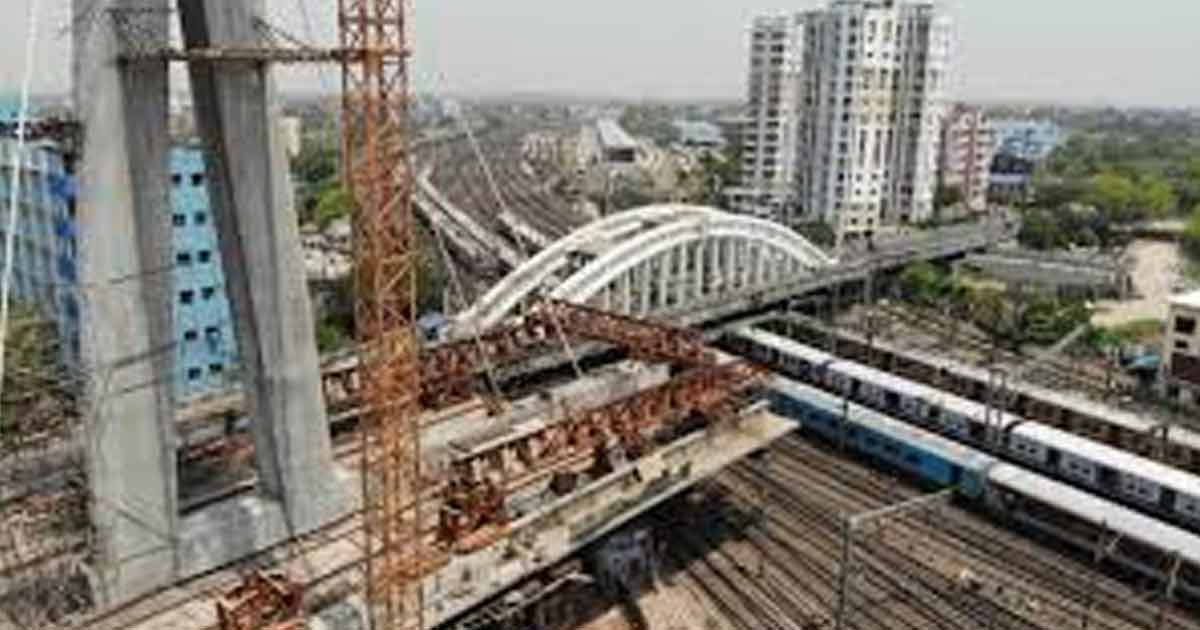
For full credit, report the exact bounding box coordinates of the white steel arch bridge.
[454,204,836,334]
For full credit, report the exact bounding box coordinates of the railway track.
[657,432,1200,630]
[428,125,586,252]
[864,302,1120,399]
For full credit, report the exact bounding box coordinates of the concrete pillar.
[74,0,178,605]
[776,255,789,280]
[694,240,707,300]
[638,263,651,316]
[707,238,719,296]
[734,240,747,290]
[178,0,343,531]
[675,245,689,307]
[620,271,632,315]
[657,250,671,311]
[714,238,726,294]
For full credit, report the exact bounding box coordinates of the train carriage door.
[884,390,901,413]
[1097,465,1118,492]
[1045,447,1061,472]
[949,465,963,489]
[1160,487,1177,515]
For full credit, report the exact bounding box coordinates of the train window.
[904,453,920,466]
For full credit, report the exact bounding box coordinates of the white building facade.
[728,14,805,223]
[939,103,995,213]
[737,1,953,235]
[1164,291,1200,408]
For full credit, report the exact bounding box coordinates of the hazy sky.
[3,0,1198,107]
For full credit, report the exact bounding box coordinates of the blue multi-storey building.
[0,130,240,401]
[991,120,1066,163]
[0,127,81,369]
[168,146,239,400]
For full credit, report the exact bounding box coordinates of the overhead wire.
[419,83,506,406]
[452,102,587,381]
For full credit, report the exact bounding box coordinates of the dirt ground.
[1092,239,1183,327]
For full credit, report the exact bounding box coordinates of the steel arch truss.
[458,205,833,331]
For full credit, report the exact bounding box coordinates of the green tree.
[1018,208,1068,250]
[1184,205,1200,257]
[1,305,62,443]
[416,231,450,314]
[314,183,354,230]
[1086,173,1138,221]
[900,262,949,305]
[1136,175,1177,219]
[292,142,339,185]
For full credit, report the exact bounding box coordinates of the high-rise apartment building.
[727,14,805,222]
[736,1,953,235]
[939,103,995,213]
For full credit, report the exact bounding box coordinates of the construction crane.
[338,2,433,630]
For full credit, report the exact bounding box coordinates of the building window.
[176,252,192,266]
[191,173,205,187]
[171,174,182,187]
[187,367,203,381]
[194,212,208,225]
[184,329,199,342]
[1178,340,1191,351]
[180,290,195,304]
[198,250,212,264]
[1176,317,1197,336]
[172,213,187,227]
[209,363,224,375]
[201,286,216,300]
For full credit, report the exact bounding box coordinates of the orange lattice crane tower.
[339,1,430,629]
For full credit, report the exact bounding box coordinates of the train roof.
[988,463,1200,566]
[734,326,838,366]
[1011,422,1200,493]
[771,376,997,472]
[828,351,1007,426]
[904,347,1157,434]
[744,326,1007,428]
[1168,425,1200,451]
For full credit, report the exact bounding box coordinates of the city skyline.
[2,0,1200,107]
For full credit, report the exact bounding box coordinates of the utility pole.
[833,489,955,630]
[1080,527,1121,630]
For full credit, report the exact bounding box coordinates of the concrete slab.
[424,411,795,626]
[99,411,792,630]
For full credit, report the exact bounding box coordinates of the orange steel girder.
[531,300,717,368]
[216,571,305,630]
[339,1,432,629]
[320,300,719,418]
[436,361,767,546]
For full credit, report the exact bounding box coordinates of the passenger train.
[767,375,1200,604]
[724,326,1200,532]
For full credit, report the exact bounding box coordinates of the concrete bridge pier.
[74,0,178,606]
[177,0,347,539]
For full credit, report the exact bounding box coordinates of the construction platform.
[78,366,792,630]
